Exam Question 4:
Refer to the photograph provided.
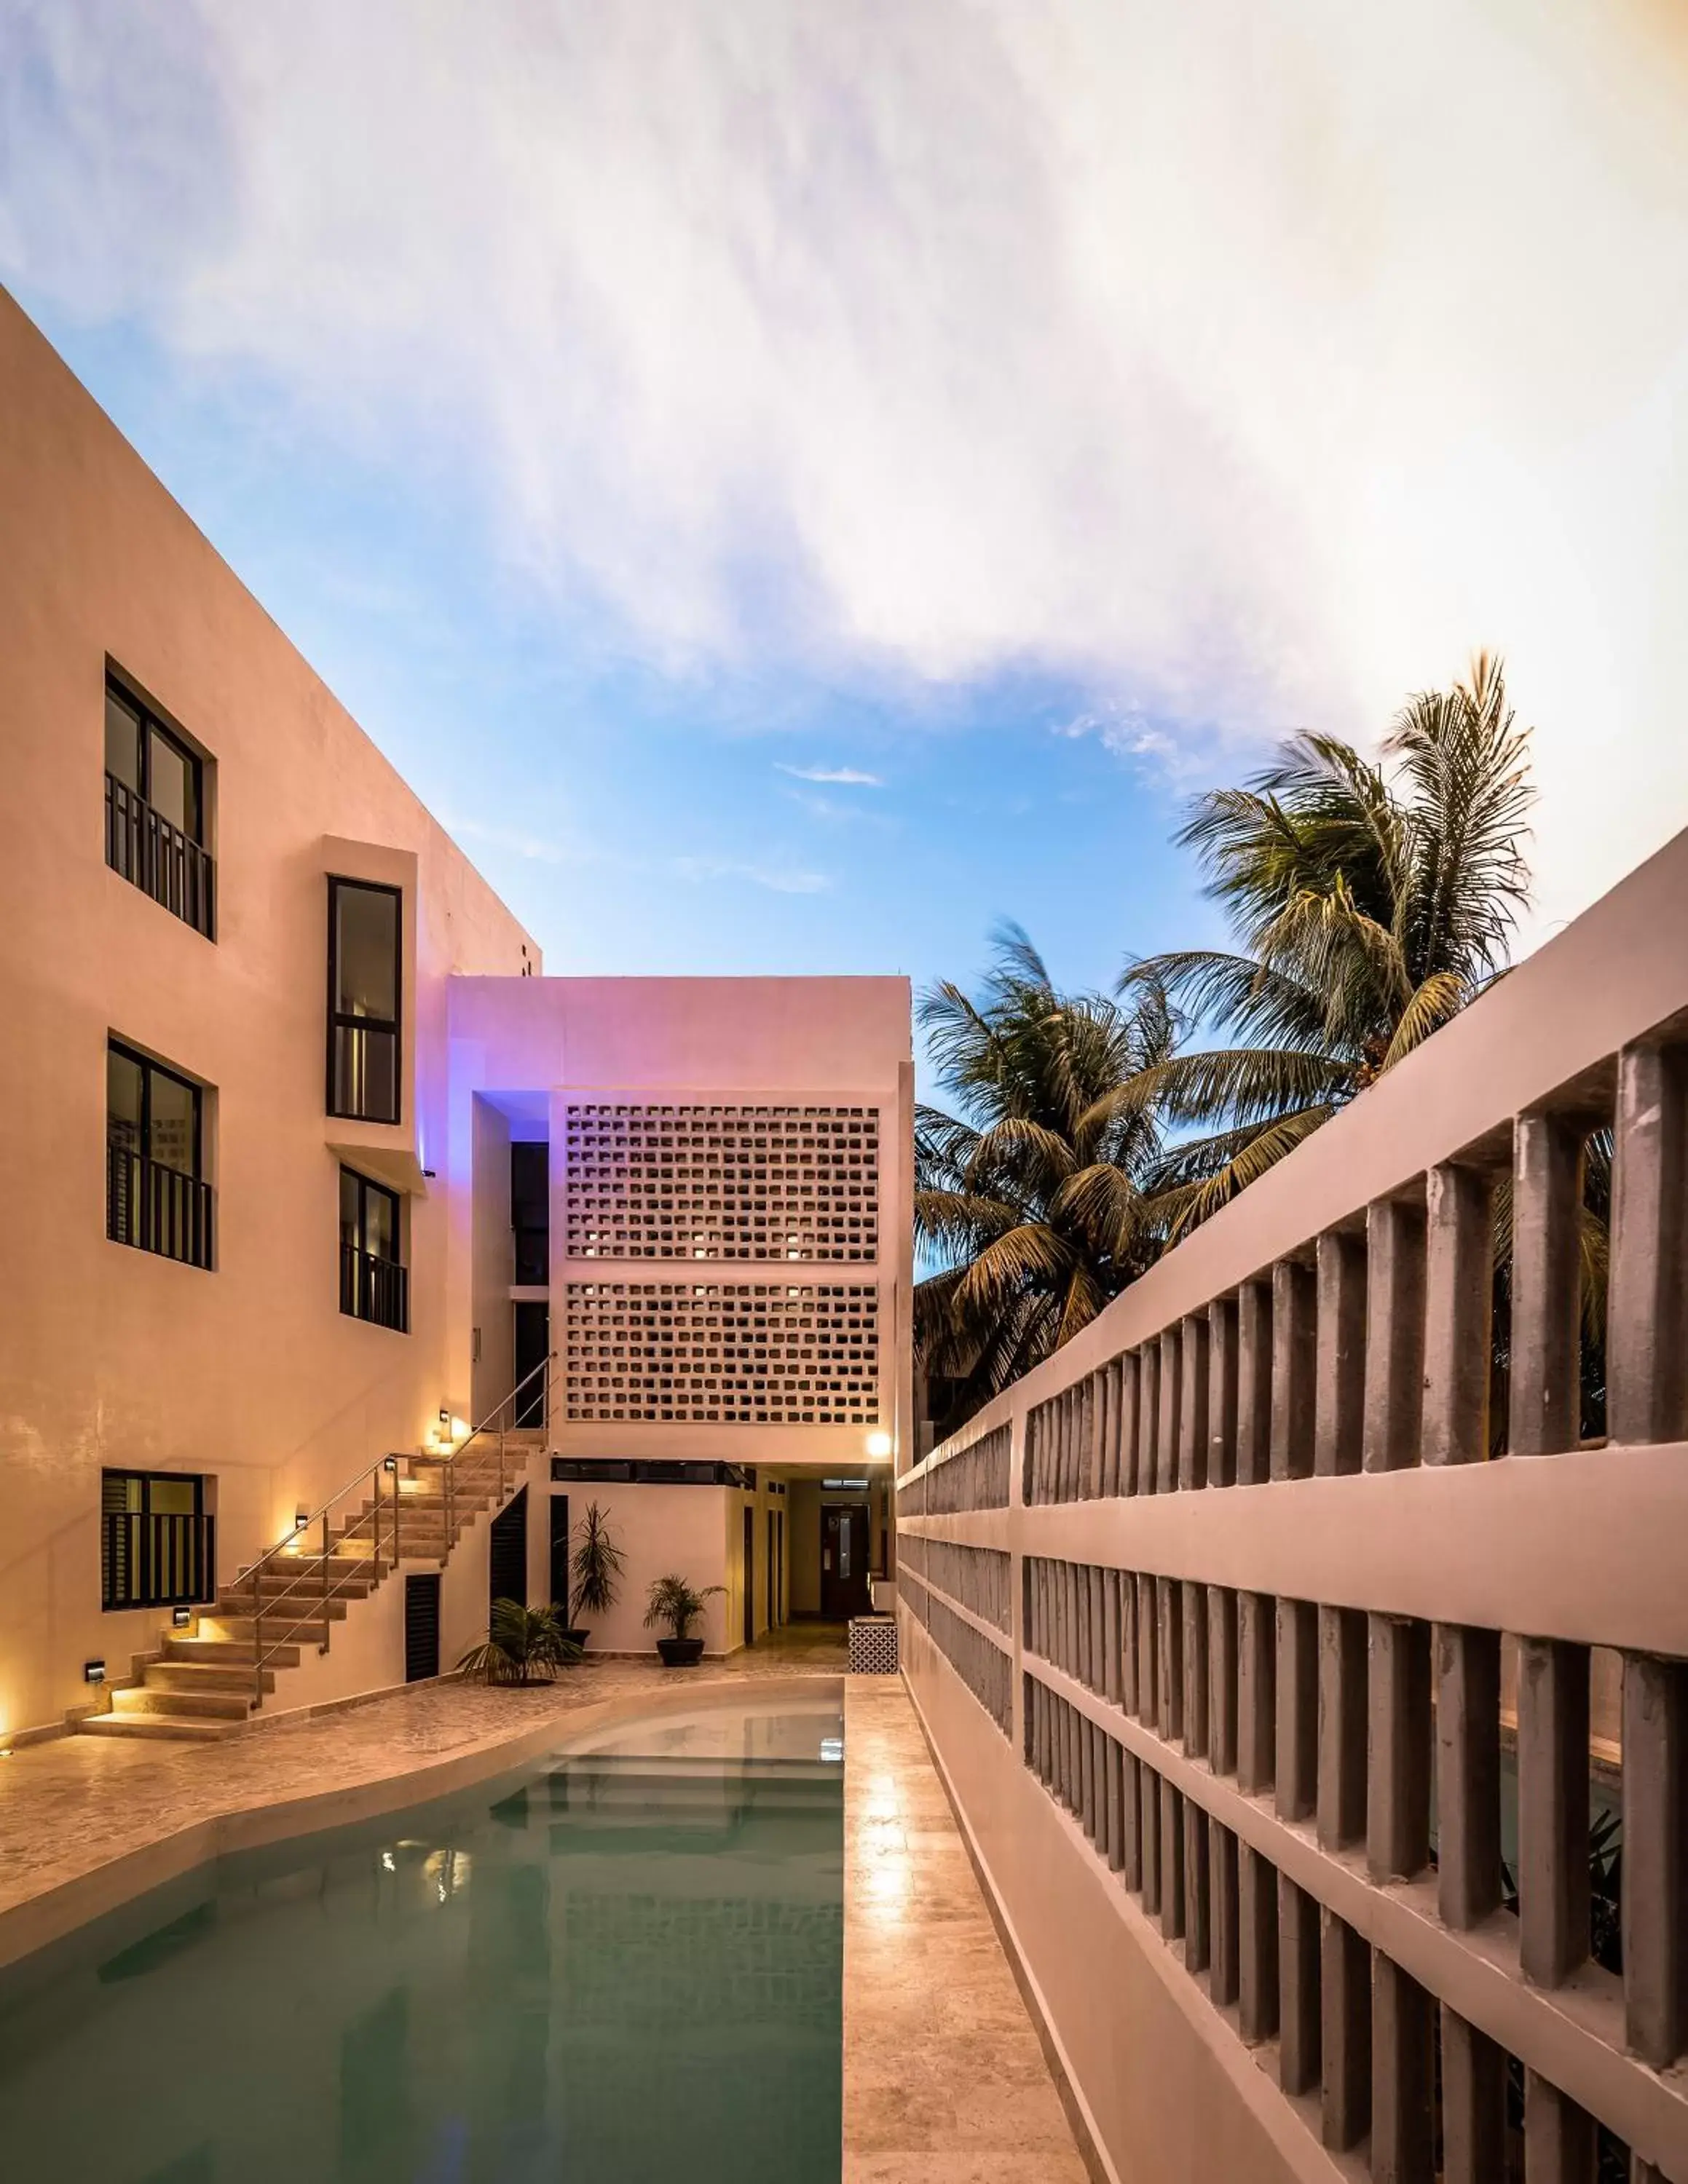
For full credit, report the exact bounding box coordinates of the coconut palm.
[1124,655,1535,1235]
[915,927,1175,1437]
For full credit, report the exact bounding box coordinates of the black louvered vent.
[404,1572,441,1683]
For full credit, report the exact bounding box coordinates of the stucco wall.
[0,287,537,1740]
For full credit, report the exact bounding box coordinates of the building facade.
[0,288,910,1746]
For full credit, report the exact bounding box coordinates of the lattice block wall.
[562,1103,880,1262]
[560,1281,880,1425]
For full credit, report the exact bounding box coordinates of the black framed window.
[511,1141,550,1283]
[103,675,215,938]
[107,1041,213,1268]
[339,1166,408,1332]
[102,1469,216,1611]
[328,878,401,1123]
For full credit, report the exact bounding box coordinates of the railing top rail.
[241,1351,555,1595]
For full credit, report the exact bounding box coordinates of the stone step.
[215,1594,350,1623]
[81,1712,242,1743]
[164,1634,302,1669]
[144,1661,275,1697]
[111,1684,253,1722]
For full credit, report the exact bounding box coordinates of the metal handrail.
[242,1352,555,1703]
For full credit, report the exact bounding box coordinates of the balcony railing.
[897,825,1688,2183]
[340,1243,409,1332]
[105,772,216,939]
[106,1142,214,1269]
[101,1509,216,1612]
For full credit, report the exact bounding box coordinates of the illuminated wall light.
[173,1608,192,1629]
[84,1660,106,1685]
[865,1430,894,1460]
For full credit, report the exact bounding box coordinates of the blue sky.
[13,292,1227,1008]
[6,1,1688,1049]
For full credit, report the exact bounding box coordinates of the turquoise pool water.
[0,1700,845,2183]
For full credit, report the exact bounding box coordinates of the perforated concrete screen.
[562,1103,880,1262]
[560,1281,880,1425]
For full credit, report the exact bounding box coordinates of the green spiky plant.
[567,1501,626,1627]
[457,1598,580,1685]
[913,925,1177,1439]
[643,1574,725,1643]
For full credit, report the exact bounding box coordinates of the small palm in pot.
[644,1573,725,1666]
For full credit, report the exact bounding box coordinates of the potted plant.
[457,1598,580,1685]
[643,1573,724,1666]
[564,1501,626,1649]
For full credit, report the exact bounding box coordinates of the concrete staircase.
[82,1439,537,1742]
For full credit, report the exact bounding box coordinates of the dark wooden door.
[820,1503,870,1619]
[489,1484,528,1611]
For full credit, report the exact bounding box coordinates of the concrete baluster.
[1207,1296,1239,1487]
[1137,1574,1159,1730]
[1103,1567,1122,1706]
[1321,1911,1371,2151]
[1372,1954,1436,2184]
[1140,1760,1161,1915]
[1159,1578,1184,1743]
[1179,1313,1210,1489]
[1183,1584,1209,1760]
[1105,1733,1125,1872]
[1518,1636,1591,1987]
[1436,1623,1503,1930]
[1210,1819,1240,2006]
[1523,2072,1597,2184]
[1608,1042,1688,1447]
[1368,1615,1432,1881]
[1238,1847,1279,2044]
[1183,1799,1210,1972]
[1208,1587,1239,1776]
[1239,1591,1277,1797]
[1237,1279,1274,1485]
[1270,1258,1317,1480]
[1161,1779,1185,1939]
[1622,1652,1687,2066]
[1363,1193,1427,1471]
[1510,1112,1587,1456]
[1440,2006,1507,2184]
[1278,1878,1322,2097]
[1317,1605,1368,1851]
[1424,1160,1494,1465]
[1276,1597,1319,1824]
[1314,1228,1368,1475]
[1158,1327,1182,1493]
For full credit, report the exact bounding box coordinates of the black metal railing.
[106,1142,215,1268]
[340,1243,409,1332]
[101,1509,216,1610]
[105,772,216,938]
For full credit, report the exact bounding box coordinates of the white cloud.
[776,764,885,786]
[5,1,1688,932]
[669,856,831,896]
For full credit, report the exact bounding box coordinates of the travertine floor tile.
[844,1679,1091,2183]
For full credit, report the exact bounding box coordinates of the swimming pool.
[0,1697,845,2183]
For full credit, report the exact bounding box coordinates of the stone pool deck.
[1,1630,1090,2183]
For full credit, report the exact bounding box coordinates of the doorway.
[820,1503,870,1619]
[548,1493,570,1617]
[513,1302,548,1425]
[743,1505,755,1646]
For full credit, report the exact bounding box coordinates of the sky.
[4,0,1688,1032]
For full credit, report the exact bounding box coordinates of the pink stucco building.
[0,285,912,1745]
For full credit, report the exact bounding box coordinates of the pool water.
[0,1701,844,2184]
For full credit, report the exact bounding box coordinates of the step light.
[173,1608,192,1629]
[84,1660,106,1684]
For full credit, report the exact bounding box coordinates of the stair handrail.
[241,1350,556,1704]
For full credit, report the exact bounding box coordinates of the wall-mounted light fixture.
[84,1661,106,1685]
[294,1508,311,1532]
[383,1456,399,1474]
[864,1430,893,1460]
[173,1607,192,1629]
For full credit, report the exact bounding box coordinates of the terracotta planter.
[656,1636,706,1666]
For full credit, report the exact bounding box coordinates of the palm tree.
[1124,655,1535,1235]
[915,927,1175,1437]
